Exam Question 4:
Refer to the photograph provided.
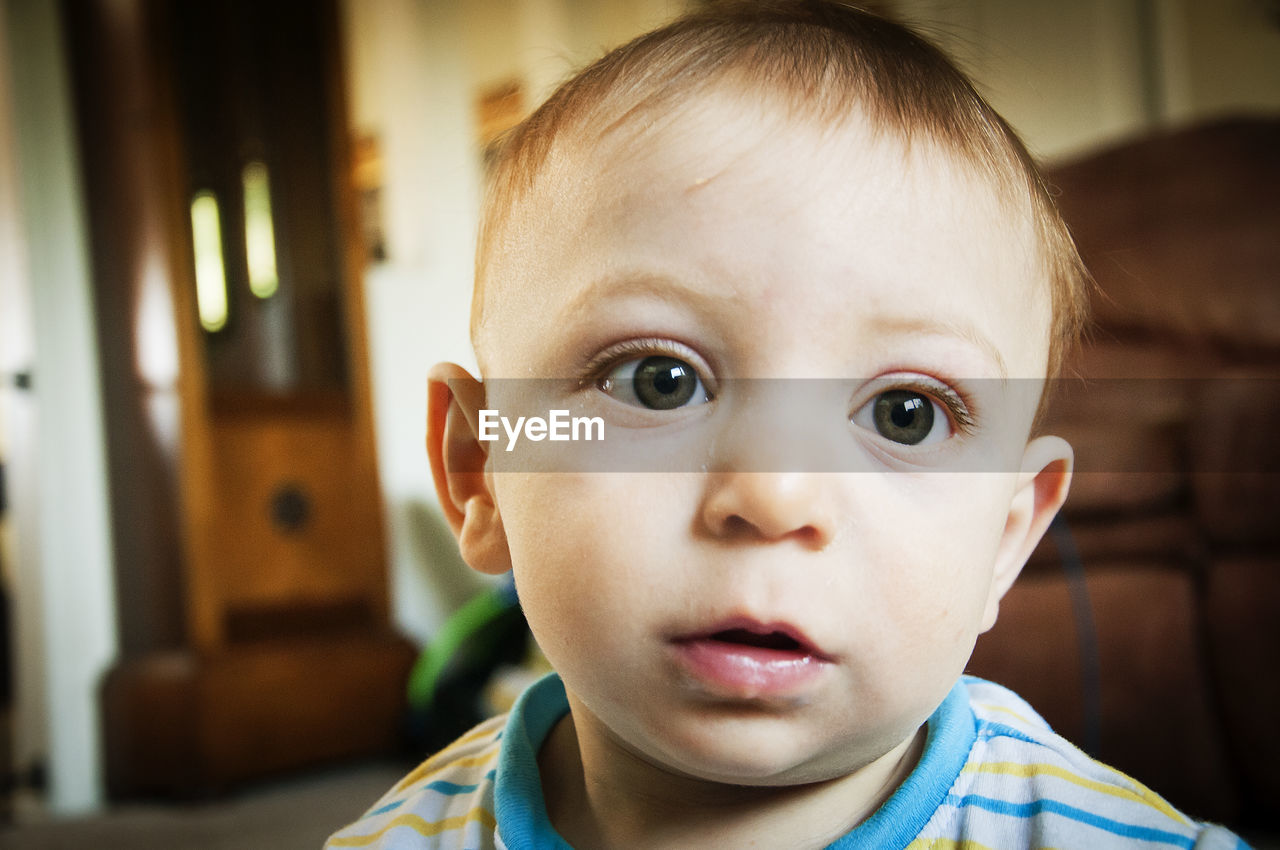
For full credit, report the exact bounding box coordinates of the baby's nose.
[699,471,835,549]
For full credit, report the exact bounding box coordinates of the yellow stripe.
[1093,762,1193,826]
[394,724,502,792]
[974,701,1036,726]
[328,808,497,847]
[905,839,997,850]
[963,762,1189,825]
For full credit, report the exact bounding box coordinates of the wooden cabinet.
[63,0,413,797]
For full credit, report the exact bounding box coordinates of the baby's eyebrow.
[563,273,1010,379]
[563,272,739,319]
[870,315,1009,380]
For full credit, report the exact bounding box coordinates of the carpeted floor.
[0,760,406,850]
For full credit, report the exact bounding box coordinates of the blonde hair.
[474,0,1089,379]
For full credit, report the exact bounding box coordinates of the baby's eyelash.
[579,338,709,390]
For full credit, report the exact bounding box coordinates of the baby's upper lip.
[671,615,835,661]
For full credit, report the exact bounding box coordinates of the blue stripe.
[977,719,1044,747]
[368,799,403,817]
[423,779,481,795]
[945,793,1195,849]
[362,776,488,819]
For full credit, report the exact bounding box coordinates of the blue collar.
[495,674,976,849]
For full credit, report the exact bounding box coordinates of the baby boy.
[329,2,1246,847]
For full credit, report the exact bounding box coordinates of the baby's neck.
[538,704,925,850]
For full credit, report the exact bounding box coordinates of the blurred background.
[0,0,1276,845]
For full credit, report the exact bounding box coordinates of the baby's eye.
[599,355,711,410]
[851,388,951,446]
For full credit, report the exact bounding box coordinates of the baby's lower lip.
[669,637,831,698]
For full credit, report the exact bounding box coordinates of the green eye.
[635,356,699,409]
[601,355,709,410]
[854,388,949,446]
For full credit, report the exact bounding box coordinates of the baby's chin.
[627,712,919,789]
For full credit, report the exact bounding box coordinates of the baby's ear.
[426,362,512,576]
[980,435,1074,632]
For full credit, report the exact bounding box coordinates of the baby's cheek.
[502,473,661,647]
[871,477,1009,628]
[882,580,980,661]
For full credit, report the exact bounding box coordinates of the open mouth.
[708,628,804,652]
[674,618,829,660]
[669,618,831,696]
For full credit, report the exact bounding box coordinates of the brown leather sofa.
[968,116,1280,833]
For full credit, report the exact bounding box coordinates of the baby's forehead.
[476,89,1049,381]
[568,85,903,180]
[550,82,1017,215]
[513,88,1030,273]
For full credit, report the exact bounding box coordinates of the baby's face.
[476,90,1057,785]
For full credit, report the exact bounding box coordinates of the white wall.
[1163,0,1280,123]
[460,0,683,102]
[897,0,1152,159]
[1,0,118,816]
[902,0,1280,161]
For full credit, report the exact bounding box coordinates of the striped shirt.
[325,674,1248,849]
